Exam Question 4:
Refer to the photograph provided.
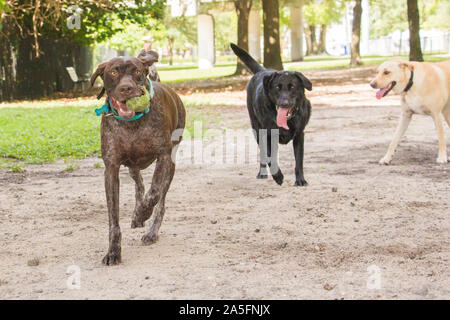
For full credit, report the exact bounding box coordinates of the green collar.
[95,78,154,122]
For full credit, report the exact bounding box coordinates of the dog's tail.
[230,43,265,74]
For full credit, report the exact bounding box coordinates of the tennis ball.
[126,86,150,112]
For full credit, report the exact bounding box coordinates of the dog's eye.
[110,70,118,77]
[288,84,295,90]
[276,85,282,91]
[134,70,141,76]
[384,71,390,75]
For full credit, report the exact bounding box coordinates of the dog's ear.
[148,65,160,82]
[263,73,277,96]
[90,62,107,87]
[399,62,414,71]
[295,72,312,91]
[137,49,159,67]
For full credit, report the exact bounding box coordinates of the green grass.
[64,163,80,172]
[63,157,80,172]
[159,65,236,83]
[0,97,203,168]
[158,54,449,82]
[9,163,25,173]
[287,54,448,72]
[158,55,235,67]
[93,161,102,169]
[158,62,235,72]
[0,103,101,164]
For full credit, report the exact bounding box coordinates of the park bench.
[66,67,90,92]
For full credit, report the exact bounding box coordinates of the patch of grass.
[157,62,235,72]
[63,157,80,172]
[64,164,79,172]
[93,162,102,169]
[0,158,14,168]
[158,54,448,82]
[160,66,236,83]
[8,163,26,173]
[287,54,448,72]
[0,97,204,164]
[0,157,26,172]
[0,103,101,164]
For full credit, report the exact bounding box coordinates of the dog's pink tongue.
[376,87,390,100]
[111,97,135,119]
[277,108,290,130]
[117,104,134,119]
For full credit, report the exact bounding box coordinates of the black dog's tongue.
[277,108,290,130]
[110,96,135,119]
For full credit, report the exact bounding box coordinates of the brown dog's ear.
[90,62,107,87]
[137,49,159,67]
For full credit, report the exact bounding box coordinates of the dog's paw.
[436,155,448,164]
[294,179,308,187]
[272,171,284,186]
[256,173,268,179]
[131,219,144,229]
[378,156,392,165]
[102,251,121,266]
[141,232,159,245]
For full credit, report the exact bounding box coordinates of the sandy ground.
[0,69,449,300]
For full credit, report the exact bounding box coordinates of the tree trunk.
[0,18,16,101]
[168,38,174,66]
[350,0,363,66]
[234,0,253,75]
[317,24,327,54]
[262,0,283,70]
[304,23,312,56]
[310,25,318,54]
[407,0,424,61]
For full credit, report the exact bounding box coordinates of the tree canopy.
[0,0,165,56]
[370,0,448,38]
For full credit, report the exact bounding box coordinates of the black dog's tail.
[230,43,265,74]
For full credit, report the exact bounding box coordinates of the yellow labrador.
[370,60,450,164]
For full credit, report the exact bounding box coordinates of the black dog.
[231,43,312,186]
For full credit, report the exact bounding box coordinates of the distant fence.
[368,33,450,56]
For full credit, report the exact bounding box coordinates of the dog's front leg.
[443,109,450,128]
[129,168,145,228]
[102,164,121,265]
[133,153,171,242]
[267,129,284,185]
[432,112,448,164]
[293,132,308,186]
[379,111,412,165]
[142,159,175,245]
